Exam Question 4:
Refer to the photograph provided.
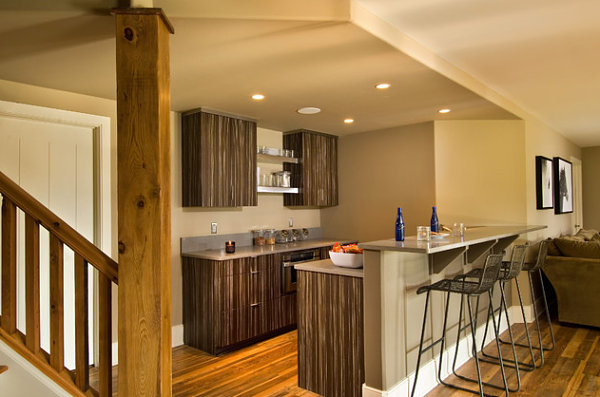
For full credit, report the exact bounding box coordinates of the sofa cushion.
[547,239,562,256]
[575,228,600,241]
[554,237,600,259]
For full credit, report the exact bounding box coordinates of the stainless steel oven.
[282,248,321,294]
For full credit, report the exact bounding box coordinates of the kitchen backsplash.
[181,227,324,253]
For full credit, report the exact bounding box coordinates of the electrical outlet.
[211,222,217,234]
[288,217,293,227]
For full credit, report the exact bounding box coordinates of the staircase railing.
[0,171,117,397]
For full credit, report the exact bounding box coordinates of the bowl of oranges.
[329,243,363,268]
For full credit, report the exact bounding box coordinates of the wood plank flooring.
[90,318,599,397]
[424,318,600,397]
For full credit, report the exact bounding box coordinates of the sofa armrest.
[542,255,600,327]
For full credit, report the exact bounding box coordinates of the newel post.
[114,8,174,397]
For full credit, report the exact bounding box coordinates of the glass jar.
[264,229,276,245]
[252,229,265,246]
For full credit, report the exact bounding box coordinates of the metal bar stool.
[498,239,555,367]
[451,244,529,394]
[411,253,508,397]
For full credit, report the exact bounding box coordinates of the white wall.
[0,340,71,397]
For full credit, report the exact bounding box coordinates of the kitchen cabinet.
[181,109,257,207]
[283,130,338,207]
[182,253,296,355]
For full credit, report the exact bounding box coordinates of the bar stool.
[452,244,529,393]
[411,253,508,397]
[498,239,555,367]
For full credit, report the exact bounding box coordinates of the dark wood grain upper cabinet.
[283,130,338,207]
[181,109,257,207]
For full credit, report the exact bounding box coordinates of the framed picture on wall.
[554,157,573,214]
[535,156,553,209]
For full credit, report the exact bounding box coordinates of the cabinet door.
[181,110,257,207]
[284,130,338,207]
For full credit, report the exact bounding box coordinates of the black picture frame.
[553,157,573,214]
[535,156,553,209]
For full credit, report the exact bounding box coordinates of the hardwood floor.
[91,318,599,397]
[424,317,600,397]
[90,330,318,397]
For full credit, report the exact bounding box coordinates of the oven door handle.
[282,258,316,268]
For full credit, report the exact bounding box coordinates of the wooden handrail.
[0,171,118,283]
[0,170,116,397]
[0,365,7,374]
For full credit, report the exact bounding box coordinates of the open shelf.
[257,153,299,164]
[257,186,299,194]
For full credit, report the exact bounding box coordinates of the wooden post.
[114,8,174,397]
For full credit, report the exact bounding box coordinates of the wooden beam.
[114,7,173,397]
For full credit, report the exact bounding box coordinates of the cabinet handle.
[250,270,259,275]
[250,303,260,308]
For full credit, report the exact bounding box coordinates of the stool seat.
[417,279,489,296]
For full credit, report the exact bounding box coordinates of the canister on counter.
[264,229,276,245]
[252,229,265,246]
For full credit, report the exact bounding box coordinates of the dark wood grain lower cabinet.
[182,254,296,355]
[297,270,364,397]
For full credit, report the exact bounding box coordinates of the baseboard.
[111,324,185,366]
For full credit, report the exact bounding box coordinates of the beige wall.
[434,120,527,226]
[525,119,582,241]
[583,146,600,230]
[170,115,321,327]
[321,122,436,242]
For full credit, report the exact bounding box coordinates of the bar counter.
[359,225,545,397]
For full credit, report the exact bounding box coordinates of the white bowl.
[329,251,363,268]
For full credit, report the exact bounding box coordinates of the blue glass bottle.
[395,208,405,241]
[430,206,439,233]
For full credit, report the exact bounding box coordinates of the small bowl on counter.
[329,251,363,268]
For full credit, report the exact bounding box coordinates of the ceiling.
[0,0,597,146]
[357,0,600,147]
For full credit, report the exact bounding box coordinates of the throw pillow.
[547,239,561,256]
[554,237,600,259]
[575,228,600,241]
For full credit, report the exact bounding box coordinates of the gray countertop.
[182,238,354,260]
[295,258,363,278]
[359,225,546,254]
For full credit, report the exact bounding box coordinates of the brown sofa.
[542,229,600,328]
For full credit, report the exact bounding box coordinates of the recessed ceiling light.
[344,118,354,124]
[297,107,321,115]
[375,83,391,90]
[252,94,265,100]
[438,108,451,114]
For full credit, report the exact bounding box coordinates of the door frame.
[0,99,112,365]
[571,156,583,233]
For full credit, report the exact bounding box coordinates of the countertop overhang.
[360,225,546,273]
[359,225,546,254]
